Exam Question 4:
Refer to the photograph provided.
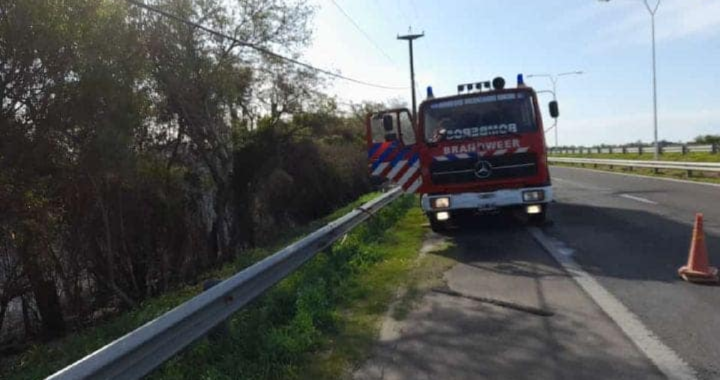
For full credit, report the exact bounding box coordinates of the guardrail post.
[622,146,627,154]
[203,279,229,341]
[682,145,688,155]
[639,146,643,155]
[687,169,693,178]
[712,143,718,154]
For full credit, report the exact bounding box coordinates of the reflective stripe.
[372,162,389,176]
[369,142,392,160]
[386,160,408,180]
[389,147,411,168]
[408,152,420,166]
[396,163,419,187]
[493,149,507,156]
[367,143,382,158]
[371,142,399,170]
[405,177,423,193]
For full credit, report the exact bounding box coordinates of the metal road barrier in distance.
[549,157,720,175]
[550,143,718,155]
[46,187,403,380]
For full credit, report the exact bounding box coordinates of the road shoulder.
[354,222,665,380]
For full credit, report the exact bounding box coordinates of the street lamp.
[527,71,584,148]
[599,0,661,159]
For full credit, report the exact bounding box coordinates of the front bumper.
[420,186,553,212]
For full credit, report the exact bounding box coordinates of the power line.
[329,0,398,67]
[126,0,407,90]
[407,0,420,26]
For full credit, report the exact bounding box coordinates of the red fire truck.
[366,75,557,231]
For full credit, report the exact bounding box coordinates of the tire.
[527,208,547,225]
[428,215,448,232]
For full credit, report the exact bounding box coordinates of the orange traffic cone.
[678,213,718,283]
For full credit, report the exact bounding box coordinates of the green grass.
[550,153,720,184]
[2,193,429,380]
[302,208,456,378]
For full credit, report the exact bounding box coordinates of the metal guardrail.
[47,187,403,380]
[550,143,718,155]
[549,157,720,174]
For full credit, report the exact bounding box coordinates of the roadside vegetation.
[0,0,408,355]
[2,194,435,380]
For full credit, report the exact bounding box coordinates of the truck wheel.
[428,215,448,232]
[528,209,547,225]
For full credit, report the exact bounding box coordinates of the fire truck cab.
[366,75,556,231]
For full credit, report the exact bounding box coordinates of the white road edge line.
[619,193,659,205]
[528,227,698,380]
[551,165,720,188]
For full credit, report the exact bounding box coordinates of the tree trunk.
[0,299,7,335]
[18,240,66,338]
[21,296,32,337]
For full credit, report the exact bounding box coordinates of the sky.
[302,0,720,147]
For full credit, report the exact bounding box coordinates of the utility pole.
[397,31,424,121]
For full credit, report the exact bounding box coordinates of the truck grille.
[430,153,538,185]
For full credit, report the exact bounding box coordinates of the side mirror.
[382,115,394,132]
[549,101,559,118]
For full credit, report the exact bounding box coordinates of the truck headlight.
[522,190,545,202]
[431,197,451,209]
[526,205,543,214]
[436,211,450,221]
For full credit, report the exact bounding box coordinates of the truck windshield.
[424,92,537,142]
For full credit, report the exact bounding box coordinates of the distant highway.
[355,166,720,380]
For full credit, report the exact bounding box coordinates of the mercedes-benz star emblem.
[474,160,493,179]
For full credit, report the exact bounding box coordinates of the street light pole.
[600,0,660,159]
[527,71,583,149]
[397,32,424,121]
[647,0,660,160]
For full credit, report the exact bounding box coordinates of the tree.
[693,134,720,145]
[0,0,376,349]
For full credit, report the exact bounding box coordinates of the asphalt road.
[355,166,720,380]
[547,166,720,379]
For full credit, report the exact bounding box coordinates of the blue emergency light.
[427,86,434,99]
[517,74,525,87]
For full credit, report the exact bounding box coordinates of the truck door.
[366,109,423,193]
